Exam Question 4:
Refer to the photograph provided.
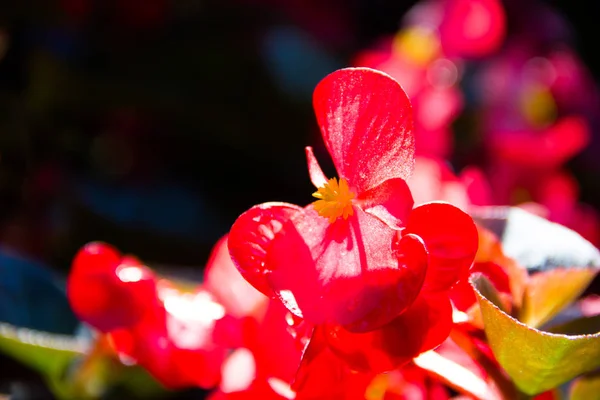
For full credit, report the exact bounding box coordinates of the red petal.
[205,235,268,319]
[160,285,225,351]
[267,207,427,332]
[353,46,426,98]
[251,301,304,384]
[114,256,158,311]
[229,202,303,297]
[460,166,492,206]
[219,348,256,393]
[313,67,414,194]
[491,116,589,169]
[126,285,228,389]
[325,293,453,373]
[305,146,328,188]
[71,241,121,275]
[404,202,478,292]
[450,261,511,312]
[357,178,414,229]
[292,326,326,393]
[343,233,428,333]
[67,243,157,332]
[209,380,293,400]
[407,156,470,209]
[440,0,506,58]
[436,337,487,382]
[293,327,372,400]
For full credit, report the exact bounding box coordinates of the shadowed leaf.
[472,207,600,273]
[0,323,86,398]
[569,371,600,400]
[546,315,600,336]
[0,324,164,399]
[0,252,78,333]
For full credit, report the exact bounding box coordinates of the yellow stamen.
[312,178,355,223]
[393,26,440,66]
[520,84,557,128]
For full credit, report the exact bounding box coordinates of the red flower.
[109,282,228,389]
[489,116,589,171]
[68,242,229,389]
[204,235,269,323]
[204,236,304,386]
[450,261,511,313]
[439,0,506,58]
[291,326,375,399]
[229,68,478,371]
[208,301,305,400]
[203,238,305,399]
[67,242,158,332]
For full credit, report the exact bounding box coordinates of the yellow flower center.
[521,84,557,128]
[312,178,355,223]
[393,26,440,66]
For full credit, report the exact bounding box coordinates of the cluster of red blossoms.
[64,0,600,398]
[353,0,600,246]
[68,68,485,398]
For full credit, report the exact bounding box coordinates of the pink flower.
[439,0,506,58]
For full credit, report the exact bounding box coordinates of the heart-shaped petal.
[404,202,478,292]
[228,202,303,297]
[313,67,415,194]
[325,292,453,373]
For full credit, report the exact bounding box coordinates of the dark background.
[0,0,598,271]
[0,0,598,268]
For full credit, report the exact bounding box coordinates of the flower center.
[312,178,355,223]
[520,84,557,128]
[393,26,440,66]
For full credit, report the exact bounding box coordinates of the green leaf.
[0,323,165,399]
[519,268,599,328]
[569,371,600,400]
[471,275,600,395]
[473,207,600,328]
[0,322,88,398]
[472,207,600,273]
[0,323,84,378]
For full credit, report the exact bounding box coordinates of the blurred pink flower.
[439,0,506,58]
